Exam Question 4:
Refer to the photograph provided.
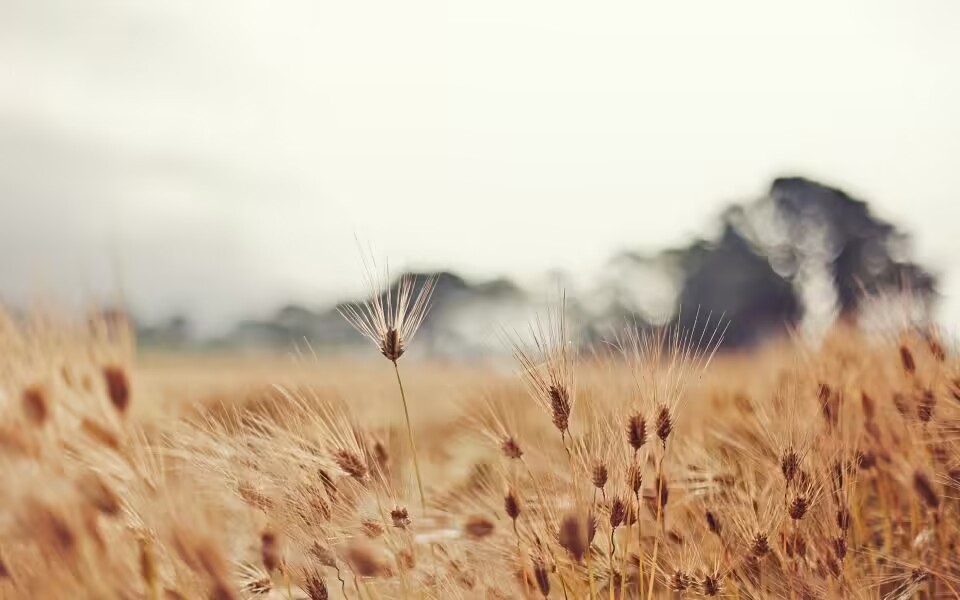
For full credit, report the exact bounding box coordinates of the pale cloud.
[0,0,957,329]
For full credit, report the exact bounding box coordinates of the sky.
[1,0,958,332]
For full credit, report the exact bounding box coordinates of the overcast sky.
[1,1,958,331]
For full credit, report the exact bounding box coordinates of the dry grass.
[0,297,958,600]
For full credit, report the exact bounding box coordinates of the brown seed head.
[705,510,721,536]
[558,513,587,562]
[780,450,800,484]
[788,495,808,521]
[900,345,916,375]
[304,573,329,600]
[500,436,523,460]
[655,405,672,445]
[609,497,627,529]
[670,570,691,592]
[464,515,495,539]
[702,573,721,596]
[22,385,49,427]
[750,532,770,557]
[102,365,131,414]
[531,557,550,598]
[627,413,647,451]
[856,450,876,470]
[832,536,847,561]
[260,529,280,572]
[504,490,520,521]
[913,470,940,510]
[333,449,368,481]
[548,385,571,433]
[381,327,404,361]
[591,461,608,490]
[391,507,410,529]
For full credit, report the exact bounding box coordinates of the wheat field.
[0,281,957,599]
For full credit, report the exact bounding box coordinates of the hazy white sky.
[1,0,958,329]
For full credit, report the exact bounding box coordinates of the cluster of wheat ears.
[0,270,958,600]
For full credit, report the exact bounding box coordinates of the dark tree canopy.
[669,177,936,348]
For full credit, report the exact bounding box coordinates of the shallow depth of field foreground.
[0,292,959,600]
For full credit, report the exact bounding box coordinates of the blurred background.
[1,1,957,356]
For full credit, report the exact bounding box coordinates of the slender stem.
[646,455,665,600]
[609,527,617,600]
[284,571,294,600]
[334,565,348,598]
[587,553,598,600]
[393,361,426,513]
[636,492,645,595]
[620,508,631,599]
[392,361,439,594]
